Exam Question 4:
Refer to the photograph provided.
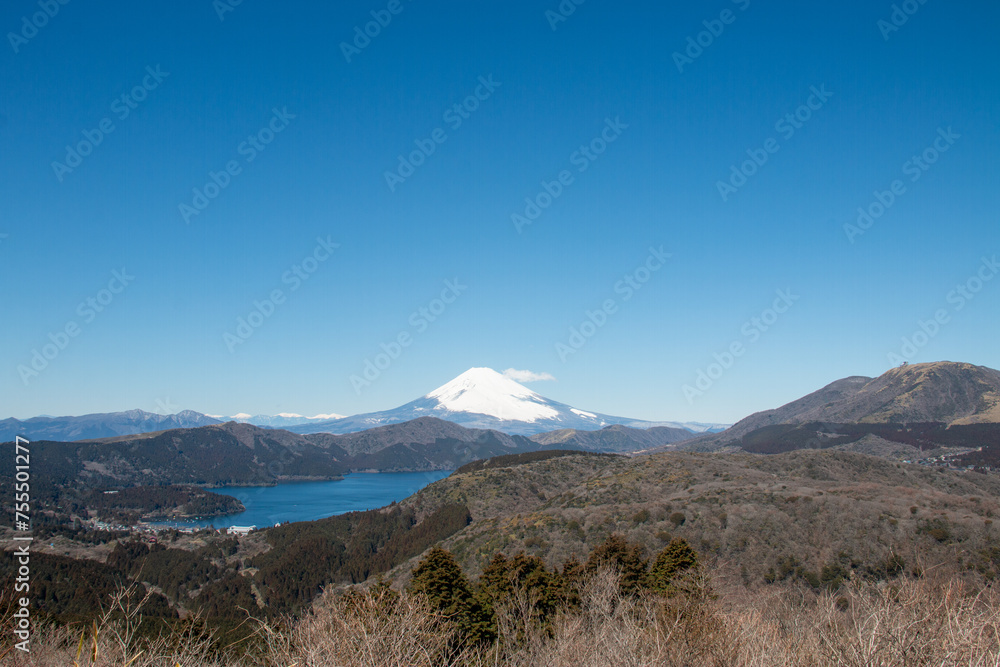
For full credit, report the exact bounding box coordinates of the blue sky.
[2,0,998,424]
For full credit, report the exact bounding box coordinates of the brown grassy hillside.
[398,449,1000,586]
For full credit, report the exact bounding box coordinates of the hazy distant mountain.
[530,424,697,453]
[673,361,1000,454]
[289,367,726,436]
[0,410,220,443]
[219,412,346,428]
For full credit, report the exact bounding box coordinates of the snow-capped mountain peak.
[286,367,729,436]
[424,367,559,422]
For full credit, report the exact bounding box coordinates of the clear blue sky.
[2,0,998,424]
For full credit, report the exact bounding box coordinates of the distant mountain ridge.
[4,367,723,442]
[0,410,347,443]
[0,410,221,443]
[0,416,709,501]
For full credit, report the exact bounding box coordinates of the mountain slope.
[307,417,544,472]
[831,362,1000,425]
[387,446,1000,586]
[317,416,530,456]
[0,409,221,443]
[741,362,1000,431]
[716,375,872,441]
[290,367,724,436]
[529,424,696,452]
[675,361,1000,453]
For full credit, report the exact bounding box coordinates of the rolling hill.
[21,445,1000,627]
[671,362,1000,455]
[529,423,696,452]
[389,446,1000,587]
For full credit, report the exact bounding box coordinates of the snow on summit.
[285,366,727,436]
[424,367,559,422]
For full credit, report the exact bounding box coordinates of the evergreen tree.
[585,534,648,595]
[649,537,699,595]
[477,552,562,630]
[559,554,585,609]
[410,547,493,644]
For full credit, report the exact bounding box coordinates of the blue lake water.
[156,470,453,529]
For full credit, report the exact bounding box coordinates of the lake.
[156,470,453,529]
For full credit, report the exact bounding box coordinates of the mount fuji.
[288,367,726,436]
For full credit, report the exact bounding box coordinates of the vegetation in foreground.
[4,535,1000,666]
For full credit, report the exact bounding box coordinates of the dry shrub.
[1,584,221,667]
[260,585,453,667]
[470,570,1000,667]
[817,577,1000,666]
[467,567,728,667]
[7,572,1000,666]
[696,575,1000,667]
